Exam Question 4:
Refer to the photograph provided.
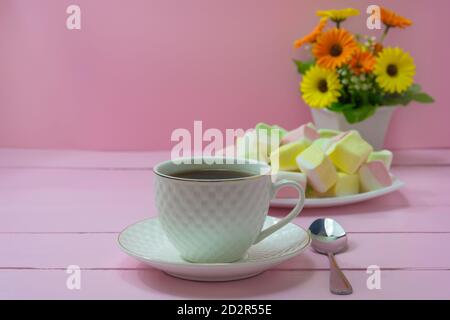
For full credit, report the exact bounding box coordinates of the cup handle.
[253,179,305,244]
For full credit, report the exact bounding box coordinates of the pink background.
[0,0,447,151]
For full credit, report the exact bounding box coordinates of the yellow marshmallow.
[305,185,317,198]
[326,131,373,174]
[271,170,307,189]
[296,144,337,193]
[258,131,280,159]
[315,172,359,197]
[270,138,310,171]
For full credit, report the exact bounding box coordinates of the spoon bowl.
[309,218,348,255]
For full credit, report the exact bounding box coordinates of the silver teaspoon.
[309,218,353,295]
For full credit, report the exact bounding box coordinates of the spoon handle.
[327,253,353,295]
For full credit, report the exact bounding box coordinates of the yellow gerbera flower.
[313,28,358,70]
[317,8,359,23]
[374,47,416,93]
[301,65,342,108]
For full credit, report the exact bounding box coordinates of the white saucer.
[272,176,404,208]
[118,216,310,281]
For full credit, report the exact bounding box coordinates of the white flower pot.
[310,107,396,150]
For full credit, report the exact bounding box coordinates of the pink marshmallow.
[281,123,320,145]
[359,160,393,192]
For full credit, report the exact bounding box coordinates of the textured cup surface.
[154,158,273,263]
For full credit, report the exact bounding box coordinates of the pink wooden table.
[1,148,450,299]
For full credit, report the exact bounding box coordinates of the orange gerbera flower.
[373,42,384,56]
[313,28,357,69]
[294,18,328,49]
[381,7,412,28]
[349,49,376,75]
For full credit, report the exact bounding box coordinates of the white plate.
[118,216,310,282]
[271,177,404,208]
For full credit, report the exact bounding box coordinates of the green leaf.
[408,83,422,93]
[380,84,430,107]
[382,87,435,106]
[382,93,413,106]
[412,92,435,103]
[328,102,355,112]
[343,105,377,124]
[293,59,314,75]
[368,92,383,106]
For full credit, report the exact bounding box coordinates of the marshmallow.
[272,125,288,139]
[318,128,341,138]
[368,150,393,170]
[236,130,269,163]
[359,160,393,192]
[296,144,337,193]
[330,131,349,142]
[312,131,351,153]
[326,130,373,174]
[312,138,333,152]
[255,122,272,132]
[259,131,280,158]
[270,138,311,171]
[271,171,307,198]
[305,185,318,198]
[315,172,359,197]
[255,122,287,141]
[281,122,320,145]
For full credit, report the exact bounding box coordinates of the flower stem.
[380,25,391,43]
[336,21,341,29]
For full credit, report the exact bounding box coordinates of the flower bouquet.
[293,7,434,125]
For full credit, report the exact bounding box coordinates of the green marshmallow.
[318,128,341,138]
[255,122,287,140]
[312,137,333,152]
[367,150,393,170]
[272,125,288,138]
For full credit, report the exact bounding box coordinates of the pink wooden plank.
[295,205,450,233]
[3,199,450,233]
[1,233,449,270]
[1,269,449,299]
[0,169,156,233]
[2,167,450,233]
[0,149,169,169]
[280,232,450,270]
[1,149,450,169]
[391,166,450,206]
[392,148,450,166]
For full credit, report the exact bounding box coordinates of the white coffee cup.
[154,157,305,263]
